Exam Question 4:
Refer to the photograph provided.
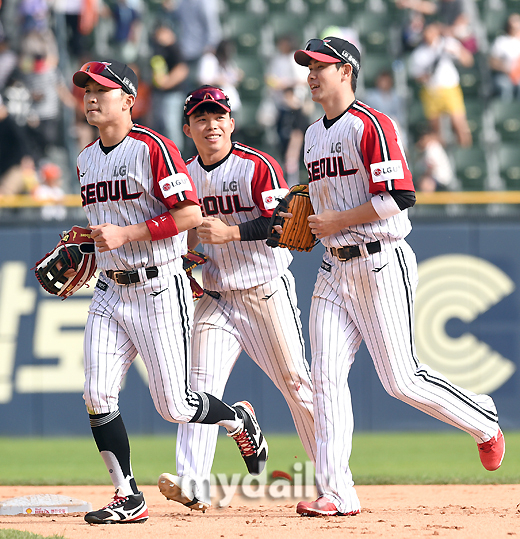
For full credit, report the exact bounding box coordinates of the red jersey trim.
[350,102,414,193]
[129,125,198,208]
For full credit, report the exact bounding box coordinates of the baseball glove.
[182,249,208,300]
[266,184,318,252]
[34,225,97,299]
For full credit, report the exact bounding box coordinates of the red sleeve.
[130,126,199,209]
[353,105,415,194]
[238,144,288,217]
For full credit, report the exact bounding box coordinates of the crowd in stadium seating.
[1,0,520,201]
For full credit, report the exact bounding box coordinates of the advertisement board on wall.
[0,221,518,435]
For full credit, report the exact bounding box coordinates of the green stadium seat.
[224,12,265,55]
[484,9,509,42]
[265,0,291,12]
[305,0,330,14]
[355,11,392,53]
[360,53,393,89]
[313,13,351,38]
[458,63,482,98]
[498,143,520,189]
[269,13,308,45]
[345,0,368,15]
[234,101,265,147]
[235,55,265,101]
[464,98,484,142]
[406,100,429,145]
[221,0,249,12]
[451,147,488,190]
[491,99,520,142]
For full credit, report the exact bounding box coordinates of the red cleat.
[296,496,360,517]
[478,428,505,471]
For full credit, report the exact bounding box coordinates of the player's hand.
[273,211,293,234]
[90,223,129,252]
[197,217,239,244]
[55,260,78,278]
[308,209,343,239]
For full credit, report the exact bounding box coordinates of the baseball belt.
[105,266,159,285]
[327,240,381,262]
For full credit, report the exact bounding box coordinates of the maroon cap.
[184,86,232,117]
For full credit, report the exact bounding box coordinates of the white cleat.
[158,473,210,512]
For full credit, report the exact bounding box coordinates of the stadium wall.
[0,219,518,435]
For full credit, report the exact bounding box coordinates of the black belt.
[204,289,221,300]
[105,267,159,285]
[327,241,381,262]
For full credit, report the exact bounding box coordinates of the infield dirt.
[0,484,518,538]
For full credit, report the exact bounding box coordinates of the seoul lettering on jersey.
[81,179,143,205]
[307,156,357,182]
[199,195,255,217]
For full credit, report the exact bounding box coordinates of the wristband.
[145,211,179,241]
[371,192,401,220]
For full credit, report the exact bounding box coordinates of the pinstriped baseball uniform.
[79,124,201,422]
[176,142,315,499]
[305,101,500,514]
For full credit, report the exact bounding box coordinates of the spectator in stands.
[400,9,426,52]
[129,61,152,127]
[33,161,67,220]
[265,34,311,184]
[18,2,59,68]
[0,94,38,195]
[52,0,100,65]
[361,69,408,149]
[489,13,520,102]
[198,39,243,115]
[396,0,477,52]
[108,0,143,64]
[414,126,457,191]
[150,21,189,151]
[408,20,474,147]
[18,41,76,162]
[0,32,16,93]
[159,0,221,89]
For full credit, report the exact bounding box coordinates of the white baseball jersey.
[186,142,292,290]
[305,101,500,514]
[78,125,198,270]
[176,142,315,504]
[304,100,413,248]
[79,124,201,423]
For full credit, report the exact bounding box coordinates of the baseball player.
[157,85,315,511]
[284,37,505,517]
[71,61,268,524]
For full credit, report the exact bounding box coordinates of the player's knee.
[154,402,195,424]
[83,390,115,414]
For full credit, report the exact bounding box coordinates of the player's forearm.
[170,201,203,232]
[337,200,381,228]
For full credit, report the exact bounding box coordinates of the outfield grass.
[0,532,65,539]
[0,432,518,486]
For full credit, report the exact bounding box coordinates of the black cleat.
[229,401,268,476]
[84,490,148,524]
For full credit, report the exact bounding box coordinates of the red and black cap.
[73,60,138,98]
[294,37,361,77]
[184,85,232,118]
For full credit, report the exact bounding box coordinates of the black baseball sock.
[89,410,138,495]
[189,392,241,431]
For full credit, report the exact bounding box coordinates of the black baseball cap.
[294,37,361,77]
[184,85,232,118]
[73,60,138,98]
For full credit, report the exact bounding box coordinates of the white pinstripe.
[175,144,315,502]
[79,125,201,422]
[304,103,500,514]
